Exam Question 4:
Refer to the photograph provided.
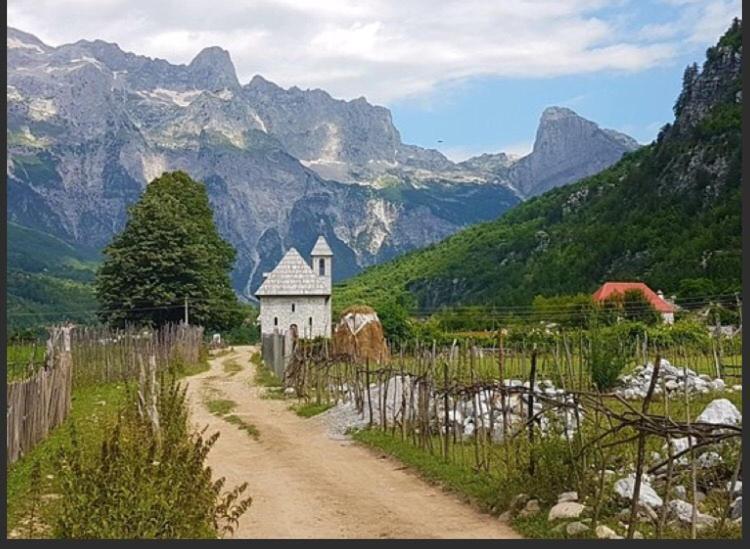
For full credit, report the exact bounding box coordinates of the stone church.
[255,236,333,339]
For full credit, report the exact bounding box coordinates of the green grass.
[6,343,46,381]
[222,359,243,376]
[352,429,505,513]
[352,419,742,540]
[6,382,129,534]
[290,402,333,418]
[252,353,283,388]
[205,397,237,416]
[224,414,260,440]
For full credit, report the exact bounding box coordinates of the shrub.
[588,323,628,391]
[54,374,251,538]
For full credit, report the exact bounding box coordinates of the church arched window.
[318,258,325,276]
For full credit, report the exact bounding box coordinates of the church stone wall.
[259,295,331,339]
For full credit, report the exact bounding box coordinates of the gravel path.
[184,345,520,539]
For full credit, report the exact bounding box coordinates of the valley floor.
[185,346,520,539]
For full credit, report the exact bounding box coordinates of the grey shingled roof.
[310,236,333,256]
[255,248,329,296]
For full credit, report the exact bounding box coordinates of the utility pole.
[184,297,189,326]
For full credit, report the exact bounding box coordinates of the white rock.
[665,380,679,391]
[558,491,579,503]
[712,378,726,391]
[565,521,589,536]
[730,496,742,519]
[696,398,742,426]
[613,475,663,508]
[726,481,742,496]
[518,498,540,517]
[548,501,585,520]
[668,499,717,527]
[595,525,620,539]
[696,451,722,468]
[732,384,742,391]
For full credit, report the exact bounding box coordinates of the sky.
[8,0,742,160]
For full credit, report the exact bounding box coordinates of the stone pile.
[322,374,584,439]
[615,359,729,400]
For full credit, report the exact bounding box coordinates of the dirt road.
[185,345,520,539]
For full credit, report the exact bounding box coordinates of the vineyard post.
[627,352,661,539]
[365,359,373,427]
[443,360,449,460]
[528,346,537,476]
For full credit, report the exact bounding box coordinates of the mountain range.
[7,26,638,303]
[335,20,742,317]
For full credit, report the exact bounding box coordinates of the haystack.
[332,305,390,363]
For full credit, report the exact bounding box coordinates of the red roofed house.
[592,282,676,324]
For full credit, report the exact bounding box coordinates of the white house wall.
[259,295,331,339]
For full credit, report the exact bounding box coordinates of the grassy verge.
[351,426,741,539]
[7,382,129,535]
[289,402,334,418]
[250,351,287,399]
[7,354,210,537]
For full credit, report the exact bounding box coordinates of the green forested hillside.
[7,223,99,333]
[335,22,741,316]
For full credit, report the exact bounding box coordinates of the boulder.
[548,501,585,521]
[558,491,579,503]
[726,481,742,496]
[518,498,541,518]
[331,305,390,363]
[730,497,742,520]
[696,451,722,468]
[565,521,589,536]
[637,502,659,522]
[595,525,621,539]
[667,499,717,527]
[613,474,663,508]
[509,493,530,512]
[696,398,742,427]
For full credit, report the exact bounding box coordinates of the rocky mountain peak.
[504,106,640,197]
[671,18,742,136]
[7,26,50,51]
[539,106,578,121]
[246,74,283,92]
[188,46,239,89]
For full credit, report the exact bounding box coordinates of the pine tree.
[673,62,698,117]
[95,171,245,331]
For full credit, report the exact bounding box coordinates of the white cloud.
[7,0,742,105]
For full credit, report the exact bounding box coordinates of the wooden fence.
[7,327,73,464]
[7,323,205,464]
[70,323,204,388]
